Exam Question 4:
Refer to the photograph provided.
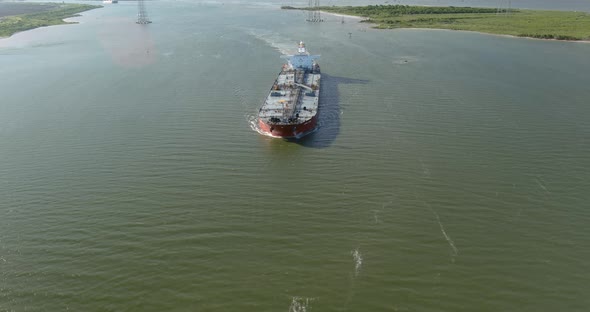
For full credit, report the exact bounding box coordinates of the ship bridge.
[282,41,320,71]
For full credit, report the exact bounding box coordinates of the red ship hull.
[258,115,318,138]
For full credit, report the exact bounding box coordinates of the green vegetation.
[0,3,101,38]
[317,5,501,16]
[287,5,590,41]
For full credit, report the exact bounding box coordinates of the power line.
[306,0,323,22]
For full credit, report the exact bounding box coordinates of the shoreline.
[319,11,365,20]
[0,3,102,39]
[318,10,590,44]
[404,28,590,44]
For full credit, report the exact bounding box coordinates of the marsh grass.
[309,5,590,41]
[0,3,101,38]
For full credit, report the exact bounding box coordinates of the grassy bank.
[285,5,590,41]
[0,3,102,38]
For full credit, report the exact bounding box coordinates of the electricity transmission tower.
[136,0,152,24]
[496,0,512,16]
[306,0,323,22]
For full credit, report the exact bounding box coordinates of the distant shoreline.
[318,11,364,20]
[400,27,590,44]
[285,5,590,42]
[319,11,590,44]
[0,3,102,39]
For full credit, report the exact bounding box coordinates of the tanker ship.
[258,41,320,138]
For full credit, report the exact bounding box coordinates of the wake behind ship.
[258,42,320,138]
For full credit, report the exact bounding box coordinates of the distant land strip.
[283,5,590,41]
[0,2,102,38]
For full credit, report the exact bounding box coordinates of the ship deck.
[259,68,320,125]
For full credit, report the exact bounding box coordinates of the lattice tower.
[306,0,323,22]
[137,0,152,24]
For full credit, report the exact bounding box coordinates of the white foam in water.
[372,209,381,224]
[238,91,276,138]
[246,28,294,55]
[246,114,272,137]
[244,111,319,139]
[416,196,459,262]
[244,112,280,138]
[233,87,271,137]
[535,177,550,195]
[351,248,362,276]
[289,297,315,312]
[193,0,224,7]
[429,205,459,261]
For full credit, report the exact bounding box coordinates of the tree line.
[320,5,506,17]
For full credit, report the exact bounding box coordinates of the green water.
[1,1,590,311]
